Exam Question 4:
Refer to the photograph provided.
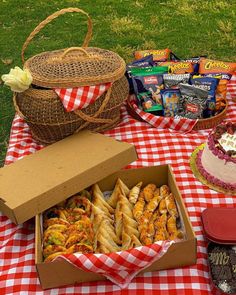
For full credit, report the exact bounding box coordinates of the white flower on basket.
[1,66,33,93]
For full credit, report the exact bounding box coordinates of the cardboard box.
[0,130,137,224]
[36,165,197,289]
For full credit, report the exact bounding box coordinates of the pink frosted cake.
[197,122,236,193]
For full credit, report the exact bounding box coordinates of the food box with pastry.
[0,130,196,289]
[36,165,196,289]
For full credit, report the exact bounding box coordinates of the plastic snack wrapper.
[131,66,168,115]
[177,83,209,119]
[161,89,181,117]
[191,76,219,117]
[159,61,195,74]
[134,49,171,62]
[163,73,191,89]
[170,52,207,73]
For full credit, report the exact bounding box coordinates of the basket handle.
[60,47,103,61]
[21,7,93,64]
[61,47,90,58]
[74,86,114,124]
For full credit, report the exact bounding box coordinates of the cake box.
[202,208,236,295]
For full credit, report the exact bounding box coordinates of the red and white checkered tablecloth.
[54,82,112,111]
[0,76,236,295]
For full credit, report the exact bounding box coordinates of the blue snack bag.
[126,55,155,93]
[170,52,207,73]
[128,54,155,68]
[191,76,219,117]
[161,89,181,117]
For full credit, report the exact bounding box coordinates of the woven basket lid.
[24,47,126,88]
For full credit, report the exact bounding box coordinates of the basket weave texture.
[14,7,129,144]
[24,47,127,88]
[192,102,228,130]
[15,76,128,144]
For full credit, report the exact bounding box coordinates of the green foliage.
[0,0,236,166]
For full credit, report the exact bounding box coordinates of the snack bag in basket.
[161,89,181,117]
[159,61,195,74]
[199,58,236,112]
[191,76,219,117]
[199,58,236,80]
[131,66,168,115]
[178,83,208,119]
[126,55,155,94]
[163,73,190,89]
[170,52,207,73]
[134,49,171,62]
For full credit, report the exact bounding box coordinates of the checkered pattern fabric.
[54,82,112,111]
[128,95,197,132]
[1,75,236,294]
[61,240,172,288]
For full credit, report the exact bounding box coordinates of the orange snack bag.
[159,61,194,74]
[134,49,171,62]
[199,58,236,80]
[199,58,236,110]
[215,79,227,111]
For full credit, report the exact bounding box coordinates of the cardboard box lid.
[0,130,137,224]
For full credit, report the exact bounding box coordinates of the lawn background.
[0,0,236,166]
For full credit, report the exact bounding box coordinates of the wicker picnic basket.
[13,8,129,144]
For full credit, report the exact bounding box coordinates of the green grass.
[0,0,236,166]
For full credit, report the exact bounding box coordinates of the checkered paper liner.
[1,75,236,294]
[56,240,173,288]
[128,95,197,132]
[54,82,112,111]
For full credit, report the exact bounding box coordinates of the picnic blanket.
[0,75,236,294]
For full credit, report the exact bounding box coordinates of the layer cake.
[196,122,236,194]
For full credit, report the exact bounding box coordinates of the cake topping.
[213,122,236,156]
[218,281,231,293]
[208,244,236,294]
[219,133,236,152]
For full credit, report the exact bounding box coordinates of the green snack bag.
[131,66,168,76]
[137,91,163,116]
[132,66,168,116]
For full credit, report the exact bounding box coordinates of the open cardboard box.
[36,165,197,289]
[0,130,196,289]
[0,130,137,224]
